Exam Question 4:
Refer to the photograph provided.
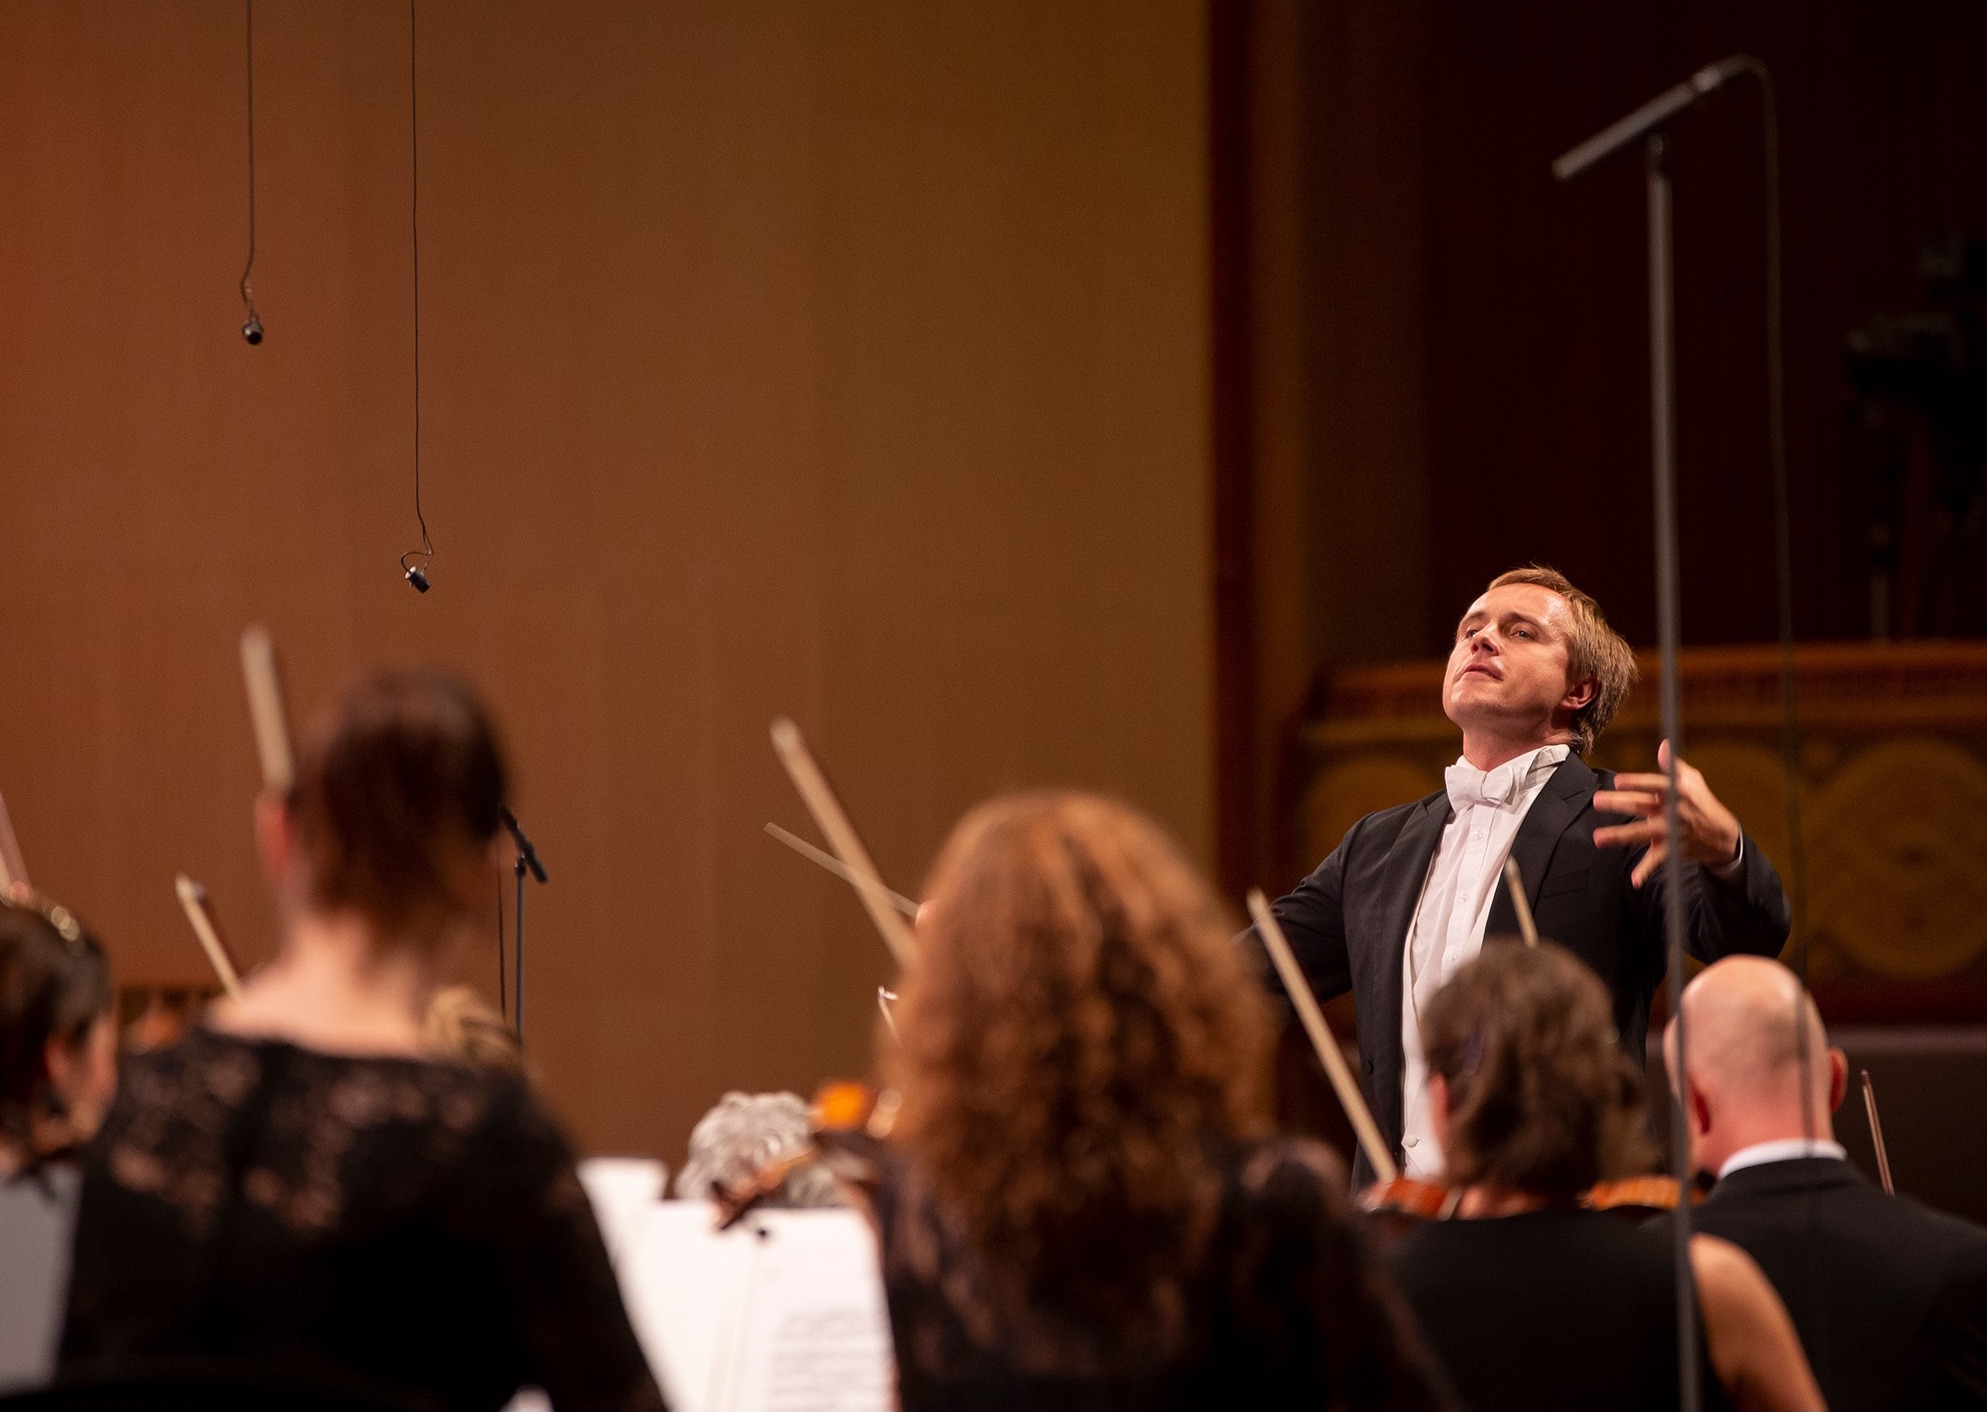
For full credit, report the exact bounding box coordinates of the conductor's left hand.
[1591,740,1743,889]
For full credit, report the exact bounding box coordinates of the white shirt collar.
[1717,1138,1848,1180]
[1444,742,1570,812]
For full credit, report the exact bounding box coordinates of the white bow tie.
[1445,759,1524,812]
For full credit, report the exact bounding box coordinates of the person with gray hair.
[675,1092,842,1209]
[1669,955,1987,1412]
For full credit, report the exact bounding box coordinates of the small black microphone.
[499,806,548,883]
[242,314,264,345]
[404,564,430,593]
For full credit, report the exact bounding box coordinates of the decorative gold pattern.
[1806,740,1987,980]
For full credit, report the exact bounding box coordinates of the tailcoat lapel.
[1487,755,1596,940]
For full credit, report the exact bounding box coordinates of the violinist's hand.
[1591,740,1743,889]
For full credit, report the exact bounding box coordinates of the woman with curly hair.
[872,790,1449,1411]
[1384,943,1821,1412]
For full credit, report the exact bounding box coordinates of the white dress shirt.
[1398,742,1570,1178]
[1717,1138,1847,1179]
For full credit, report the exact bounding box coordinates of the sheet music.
[618,1201,895,1412]
[577,1157,666,1271]
[724,1210,894,1412]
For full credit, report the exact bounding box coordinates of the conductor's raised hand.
[1591,740,1743,888]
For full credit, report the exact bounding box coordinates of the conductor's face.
[1443,583,1588,746]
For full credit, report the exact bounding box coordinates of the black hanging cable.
[399,0,434,592]
[1735,53,1832,1393]
[496,871,507,1021]
[1736,58,1807,997]
[238,0,263,344]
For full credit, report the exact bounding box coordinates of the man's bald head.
[1666,955,1846,1176]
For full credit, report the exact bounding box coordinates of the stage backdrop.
[0,0,1213,1160]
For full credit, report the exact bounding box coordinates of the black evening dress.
[869,1135,1453,1412]
[57,1028,663,1412]
[1385,1207,1730,1412]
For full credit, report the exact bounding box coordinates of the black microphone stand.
[1553,58,1760,1412]
[499,806,548,1041]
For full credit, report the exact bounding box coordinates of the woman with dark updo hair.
[59,671,662,1411]
[0,894,116,1390]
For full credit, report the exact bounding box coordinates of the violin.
[1360,1172,1706,1229]
[710,1079,896,1231]
[1582,1173,1707,1215]
[1248,892,1716,1230]
[1360,1177,1461,1224]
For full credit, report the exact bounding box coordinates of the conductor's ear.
[1560,675,1599,712]
[1828,1047,1849,1114]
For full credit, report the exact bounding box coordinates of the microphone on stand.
[1550,54,1771,1412]
[1552,56,1751,181]
[498,806,547,1039]
[500,806,548,882]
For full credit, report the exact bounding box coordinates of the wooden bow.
[768,718,917,967]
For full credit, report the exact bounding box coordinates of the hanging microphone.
[403,563,431,593]
[1552,55,1754,182]
[239,1,264,344]
[499,806,547,883]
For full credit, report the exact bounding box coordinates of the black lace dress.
[57,1028,664,1412]
[869,1135,1454,1412]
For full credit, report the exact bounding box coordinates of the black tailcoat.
[1252,754,1791,1187]
[1690,1157,1987,1412]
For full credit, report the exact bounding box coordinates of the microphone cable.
[496,871,507,1024]
[399,0,434,592]
[1735,53,1832,1398]
[238,0,263,344]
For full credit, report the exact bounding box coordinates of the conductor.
[1253,566,1791,1187]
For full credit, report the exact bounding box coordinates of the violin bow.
[175,874,245,1000]
[1501,857,1539,947]
[768,718,917,967]
[1247,889,1400,1183]
[1860,1069,1894,1195]
[765,822,919,918]
[239,625,296,794]
[0,786,30,898]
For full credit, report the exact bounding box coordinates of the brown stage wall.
[0,0,1213,1161]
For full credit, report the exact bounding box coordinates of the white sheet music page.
[619,1201,894,1412]
[577,1157,667,1270]
[725,1209,893,1412]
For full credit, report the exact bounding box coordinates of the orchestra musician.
[1384,943,1822,1412]
[1248,565,1792,1185]
[0,893,116,1392]
[869,790,1455,1411]
[675,1090,844,1209]
[57,669,664,1412]
[1669,955,1987,1412]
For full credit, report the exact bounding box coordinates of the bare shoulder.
[1690,1233,1774,1311]
[1691,1234,1824,1412]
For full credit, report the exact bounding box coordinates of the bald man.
[1668,956,1987,1412]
